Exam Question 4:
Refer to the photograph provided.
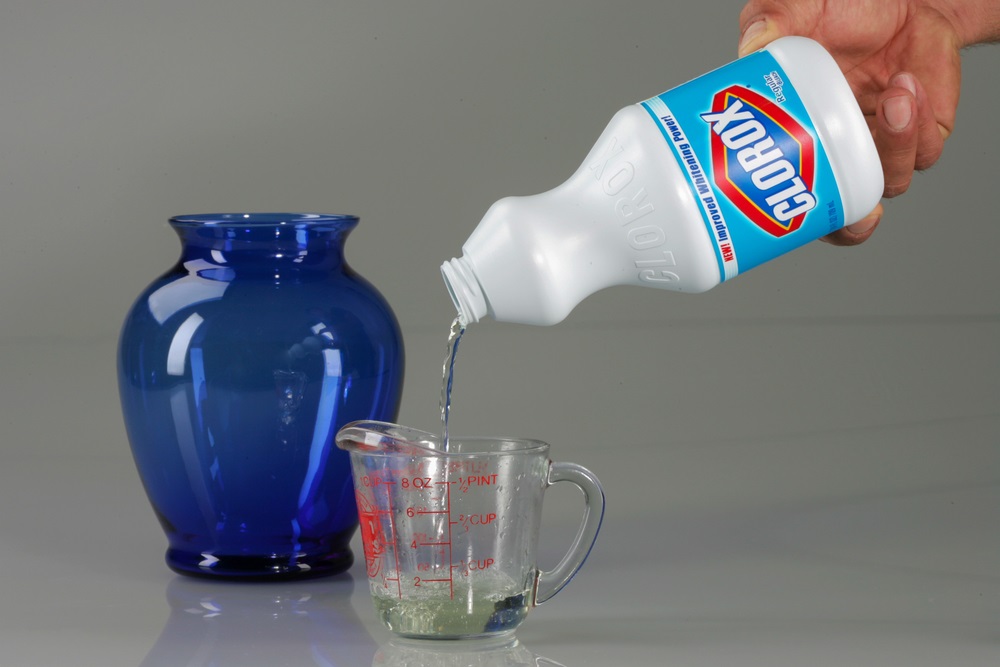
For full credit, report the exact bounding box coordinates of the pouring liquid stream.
[440,316,465,451]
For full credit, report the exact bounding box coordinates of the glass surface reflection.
[140,574,378,666]
[372,636,567,666]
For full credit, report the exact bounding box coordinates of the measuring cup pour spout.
[335,421,606,640]
[336,421,442,456]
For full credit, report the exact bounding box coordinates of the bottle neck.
[441,256,488,325]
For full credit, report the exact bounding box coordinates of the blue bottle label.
[641,51,844,281]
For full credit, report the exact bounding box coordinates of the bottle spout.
[440,256,488,326]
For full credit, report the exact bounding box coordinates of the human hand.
[738,0,965,246]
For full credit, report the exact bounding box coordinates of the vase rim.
[169,213,359,229]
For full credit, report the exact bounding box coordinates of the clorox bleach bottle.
[441,37,883,326]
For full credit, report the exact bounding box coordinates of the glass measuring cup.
[336,421,605,639]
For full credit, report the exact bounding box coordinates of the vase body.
[118,213,404,579]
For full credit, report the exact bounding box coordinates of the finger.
[901,73,946,171]
[738,17,782,56]
[738,0,823,55]
[875,83,919,198]
[738,1,792,55]
[822,203,882,247]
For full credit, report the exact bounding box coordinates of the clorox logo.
[700,85,816,237]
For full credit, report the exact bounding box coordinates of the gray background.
[1,1,997,664]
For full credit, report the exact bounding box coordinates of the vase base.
[166,547,354,581]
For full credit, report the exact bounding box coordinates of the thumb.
[738,18,783,56]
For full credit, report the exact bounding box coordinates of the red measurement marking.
[445,480,454,599]
[383,485,403,599]
[356,492,385,581]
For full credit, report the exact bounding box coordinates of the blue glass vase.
[118,213,404,579]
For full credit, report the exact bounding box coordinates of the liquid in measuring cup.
[373,572,531,638]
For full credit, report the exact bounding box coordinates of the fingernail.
[739,20,767,55]
[891,72,917,97]
[883,95,912,131]
[847,215,879,236]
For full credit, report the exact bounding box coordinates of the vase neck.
[170,213,357,271]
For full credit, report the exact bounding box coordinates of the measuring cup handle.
[534,461,605,606]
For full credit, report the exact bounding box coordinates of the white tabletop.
[1,400,995,666]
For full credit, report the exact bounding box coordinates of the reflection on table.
[137,573,568,666]
[139,574,377,666]
[373,635,566,666]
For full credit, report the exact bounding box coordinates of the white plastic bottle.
[441,37,883,326]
